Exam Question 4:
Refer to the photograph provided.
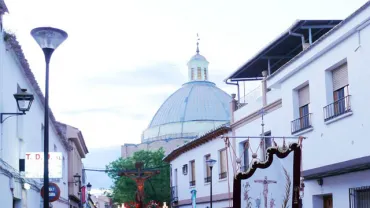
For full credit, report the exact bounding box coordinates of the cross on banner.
[254,176,277,208]
[119,162,160,208]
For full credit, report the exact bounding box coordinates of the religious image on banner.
[233,142,301,208]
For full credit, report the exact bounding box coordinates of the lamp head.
[206,159,217,168]
[31,27,68,50]
[86,182,92,192]
[13,89,34,113]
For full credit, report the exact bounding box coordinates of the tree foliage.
[106,148,170,204]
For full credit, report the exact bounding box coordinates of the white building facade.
[164,125,233,208]
[225,2,370,207]
[0,2,72,208]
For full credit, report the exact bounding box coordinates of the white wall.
[0,30,69,207]
[232,3,370,207]
[170,133,233,207]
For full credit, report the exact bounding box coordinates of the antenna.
[196,33,200,54]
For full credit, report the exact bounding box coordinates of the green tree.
[106,148,170,205]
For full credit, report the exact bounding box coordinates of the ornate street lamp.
[206,159,216,208]
[0,89,34,123]
[31,27,68,208]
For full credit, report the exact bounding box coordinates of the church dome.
[188,54,208,63]
[142,81,231,142]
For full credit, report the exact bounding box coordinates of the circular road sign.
[40,182,61,202]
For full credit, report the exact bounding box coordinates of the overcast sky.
[2,0,368,190]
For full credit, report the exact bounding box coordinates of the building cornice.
[231,99,282,130]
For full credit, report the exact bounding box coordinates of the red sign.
[40,183,61,202]
[81,186,86,203]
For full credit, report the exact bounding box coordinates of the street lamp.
[73,173,83,208]
[86,182,92,193]
[31,27,68,208]
[206,159,216,208]
[0,89,34,123]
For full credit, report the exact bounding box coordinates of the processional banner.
[233,143,301,208]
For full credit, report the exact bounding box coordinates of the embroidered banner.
[233,143,301,208]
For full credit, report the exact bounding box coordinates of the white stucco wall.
[232,3,370,207]
[170,133,233,208]
[0,30,69,207]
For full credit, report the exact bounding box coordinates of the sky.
[2,0,368,190]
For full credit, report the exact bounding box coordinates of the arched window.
[191,68,194,80]
[204,68,207,80]
[197,67,201,80]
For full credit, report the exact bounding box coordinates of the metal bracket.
[0,112,25,123]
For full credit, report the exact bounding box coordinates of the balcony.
[170,186,178,203]
[204,176,211,183]
[219,172,227,179]
[323,95,351,121]
[291,113,312,134]
[189,180,196,187]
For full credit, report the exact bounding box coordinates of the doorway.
[323,194,333,208]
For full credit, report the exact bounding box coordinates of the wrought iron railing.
[291,113,312,134]
[349,185,370,208]
[204,176,211,183]
[219,172,227,179]
[189,180,196,186]
[323,95,351,121]
[170,186,178,203]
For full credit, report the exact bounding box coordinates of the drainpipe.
[288,31,306,50]
[225,79,240,101]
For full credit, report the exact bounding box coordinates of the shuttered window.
[298,85,310,107]
[205,155,211,177]
[220,149,227,173]
[190,161,195,181]
[332,63,348,91]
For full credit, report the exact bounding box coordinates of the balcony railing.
[349,186,370,208]
[219,172,227,179]
[323,95,351,121]
[204,176,211,183]
[291,113,312,134]
[170,186,178,203]
[189,180,196,186]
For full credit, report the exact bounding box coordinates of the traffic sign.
[40,183,61,202]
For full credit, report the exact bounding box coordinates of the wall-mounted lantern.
[0,89,34,123]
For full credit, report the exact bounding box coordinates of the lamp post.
[0,88,34,123]
[31,27,68,208]
[206,159,216,208]
[73,173,82,208]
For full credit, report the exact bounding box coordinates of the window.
[204,68,207,80]
[191,68,194,80]
[349,186,370,208]
[324,63,351,121]
[261,131,272,159]
[197,67,201,80]
[219,149,227,179]
[189,160,195,186]
[292,85,311,133]
[204,155,211,183]
[298,85,310,127]
[241,141,249,172]
[332,63,349,115]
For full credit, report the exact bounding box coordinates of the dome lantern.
[187,34,209,82]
